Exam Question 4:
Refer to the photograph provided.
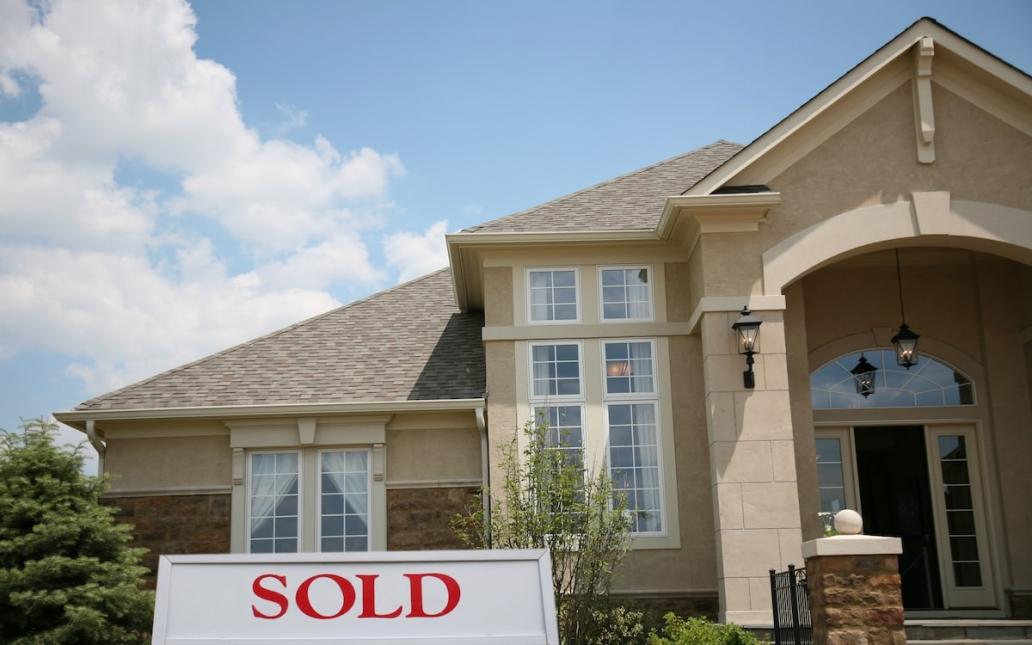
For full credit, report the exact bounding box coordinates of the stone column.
[803,534,905,645]
[701,308,803,625]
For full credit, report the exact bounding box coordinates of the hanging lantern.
[850,353,878,398]
[891,323,920,369]
[892,249,920,370]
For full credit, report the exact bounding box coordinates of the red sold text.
[252,572,461,620]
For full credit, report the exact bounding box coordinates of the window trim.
[245,449,303,554]
[528,340,586,403]
[600,338,658,400]
[526,267,581,325]
[601,337,665,537]
[603,400,667,538]
[597,265,654,323]
[316,448,373,554]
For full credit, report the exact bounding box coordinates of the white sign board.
[152,549,558,644]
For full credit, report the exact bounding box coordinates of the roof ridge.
[464,140,740,232]
[76,268,452,410]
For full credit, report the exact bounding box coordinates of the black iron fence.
[769,564,812,645]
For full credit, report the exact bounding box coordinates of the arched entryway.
[778,240,1032,617]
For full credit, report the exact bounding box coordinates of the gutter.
[84,419,106,473]
[475,405,490,546]
[54,398,487,429]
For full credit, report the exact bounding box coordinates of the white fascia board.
[54,398,486,429]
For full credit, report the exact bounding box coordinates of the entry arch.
[762,196,1032,296]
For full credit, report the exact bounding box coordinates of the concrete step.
[907,641,1032,645]
[906,620,1032,642]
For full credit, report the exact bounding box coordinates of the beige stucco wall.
[385,411,482,484]
[105,434,231,493]
[763,82,1032,258]
[791,250,1032,595]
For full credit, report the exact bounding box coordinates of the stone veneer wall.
[105,493,231,585]
[386,487,478,550]
[807,553,905,645]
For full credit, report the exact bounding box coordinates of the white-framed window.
[247,451,301,553]
[527,268,579,323]
[533,405,586,474]
[599,266,652,321]
[318,449,371,553]
[602,339,663,535]
[530,342,583,399]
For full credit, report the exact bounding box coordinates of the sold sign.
[152,550,558,644]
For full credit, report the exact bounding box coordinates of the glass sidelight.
[927,425,996,608]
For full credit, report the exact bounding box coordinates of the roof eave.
[54,398,487,430]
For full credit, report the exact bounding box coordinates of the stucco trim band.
[101,485,233,498]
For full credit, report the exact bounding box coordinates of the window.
[811,349,975,409]
[531,343,581,398]
[319,450,371,553]
[602,339,662,534]
[603,341,655,395]
[600,267,651,321]
[248,452,300,553]
[816,437,847,514]
[533,405,585,472]
[528,269,578,322]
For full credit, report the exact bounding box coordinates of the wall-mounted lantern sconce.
[850,353,878,398]
[731,306,762,389]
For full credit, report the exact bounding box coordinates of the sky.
[1,0,1030,471]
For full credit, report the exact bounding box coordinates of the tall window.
[319,450,370,553]
[603,339,662,534]
[528,269,578,323]
[600,267,651,321]
[530,342,584,479]
[248,452,300,553]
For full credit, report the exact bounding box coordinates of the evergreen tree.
[0,418,153,644]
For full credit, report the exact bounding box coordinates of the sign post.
[151,549,559,644]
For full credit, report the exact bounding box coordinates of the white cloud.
[384,220,450,282]
[0,0,426,396]
[274,102,309,134]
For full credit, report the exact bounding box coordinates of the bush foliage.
[452,421,633,644]
[648,613,761,645]
[0,418,153,644]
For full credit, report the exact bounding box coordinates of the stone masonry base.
[808,553,906,645]
[386,486,478,550]
[104,493,231,585]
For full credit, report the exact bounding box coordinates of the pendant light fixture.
[890,248,920,369]
[850,353,878,398]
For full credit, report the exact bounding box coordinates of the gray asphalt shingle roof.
[462,140,742,233]
[76,141,740,411]
[76,269,485,410]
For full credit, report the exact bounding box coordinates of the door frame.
[814,418,1005,617]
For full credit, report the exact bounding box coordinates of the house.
[55,18,1032,624]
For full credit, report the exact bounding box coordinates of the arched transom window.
[811,348,975,409]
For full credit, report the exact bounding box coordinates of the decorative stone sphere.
[833,509,863,535]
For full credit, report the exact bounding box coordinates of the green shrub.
[0,419,153,644]
[648,613,760,645]
[587,606,646,645]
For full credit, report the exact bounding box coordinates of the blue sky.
[1,0,1030,468]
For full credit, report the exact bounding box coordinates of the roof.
[74,269,485,411]
[462,140,742,233]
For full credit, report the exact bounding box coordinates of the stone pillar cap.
[802,534,903,558]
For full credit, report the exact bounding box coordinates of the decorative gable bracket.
[912,36,937,164]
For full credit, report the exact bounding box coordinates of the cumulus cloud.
[384,220,450,282]
[0,0,421,397]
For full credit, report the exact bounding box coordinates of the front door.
[815,424,997,610]
[855,425,943,609]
